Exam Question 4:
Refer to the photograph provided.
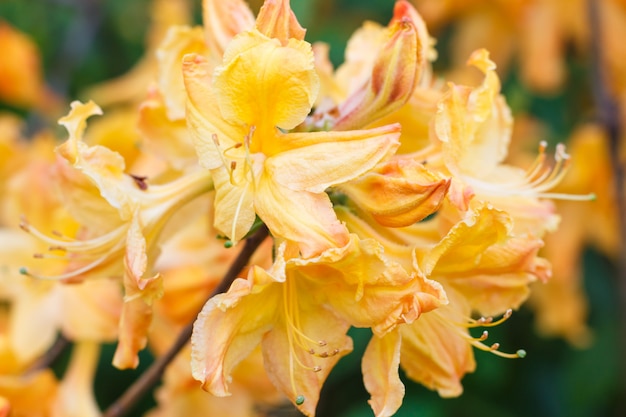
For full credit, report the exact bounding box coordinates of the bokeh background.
[0,0,623,416]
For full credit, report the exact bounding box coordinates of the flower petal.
[214,30,319,132]
[254,171,349,258]
[191,268,279,395]
[267,124,401,193]
[183,53,246,171]
[261,290,352,416]
[362,331,404,417]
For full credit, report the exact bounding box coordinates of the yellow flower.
[184,29,401,257]
[338,204,541,405]
[191,235,445,416]
[20,101,214,369]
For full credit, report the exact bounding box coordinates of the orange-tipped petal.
[255,0,306,44]
[333,11,420,130]
[341,157,451,227]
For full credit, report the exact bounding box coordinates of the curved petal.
[254,171,349,258]
[267,124,401,193]
[183,53,245,170]
[399,295,476,398]
[202,0,255,58]
[191,268,279,395]
[214,30,319,132]
[211,166,257,243]
[362,331,404,417]
[255,0,306,43]
[261,286,352,417]
[340,157,450,227]
[156,25,209,120]
[291,235,446,335]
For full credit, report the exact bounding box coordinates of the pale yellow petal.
[211,166,257,243]
[399,294,475,398]
[254,171,349,258]
[156,25,208,120]
[183,53,245,170]
[51,342,101,417]
[202,0,255,58]
[362,331,404,417]
[261,291,352,416]
[191,268,279,395]
[266,124,400,193]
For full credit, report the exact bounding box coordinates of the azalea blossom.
[184,28,401,257]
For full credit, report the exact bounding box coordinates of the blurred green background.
[0,0,622,416]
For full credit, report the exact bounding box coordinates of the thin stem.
[587,2,626,416]
[25,333,71,374]
[102,224,270,417]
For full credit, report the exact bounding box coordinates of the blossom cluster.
[0,0,594,416]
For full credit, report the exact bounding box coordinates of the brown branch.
[587,1,626,416]
[25,333,71,375]
[103,224,270,417]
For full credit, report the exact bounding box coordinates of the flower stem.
[102,224,270,417]
[588,1,626,416]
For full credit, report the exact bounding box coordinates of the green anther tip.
[224,240,234,248]
[295,395,305,406]
[517,349,527,358]
[590,193,597,202]
[18,267,28,275]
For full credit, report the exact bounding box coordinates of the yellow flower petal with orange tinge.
[399,288,476,398]
[362,330,404,417]
[191,233,446,416]
[341,157,451,227]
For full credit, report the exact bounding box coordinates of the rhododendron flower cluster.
[0,0,593,416]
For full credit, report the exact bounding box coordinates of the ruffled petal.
[190,267,279,395]
[399,292,475,398]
